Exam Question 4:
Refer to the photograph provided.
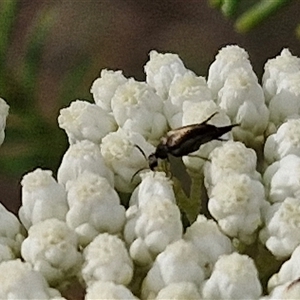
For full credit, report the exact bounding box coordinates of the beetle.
[132,112,238,179]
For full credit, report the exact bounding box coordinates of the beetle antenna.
[134,144,147,160]
[130,167,148,183]
[202,111,219,124]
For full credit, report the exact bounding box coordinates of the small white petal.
[82,233,133,286]
[21,219,82,288]
[261,197,300,259]
[142,239,204,299]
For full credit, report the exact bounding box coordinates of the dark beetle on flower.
[133,112,239,179]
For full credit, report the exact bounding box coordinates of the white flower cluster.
[3,46,300,299]
[204,141,268,245]
[124,172,182,267]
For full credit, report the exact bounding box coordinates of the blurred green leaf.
[21,7,59,104]
[209,0,293,33]
[235,0,292,32]
[0,0,19,92]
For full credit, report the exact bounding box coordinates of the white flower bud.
[184,215,233,277]
[155,282,202,300]
[124,195,182,266]
[268,72,300,127]
[209,173,266,244]
[0,98,9,146]
[260,197,300,259]
[218,68,269,148]
[0,259,65,299]
[100,128,155,192]
[164,71,212,128]
[144,50,188,100]
[21,218,82,288]
[263,155,300,203]
[268,245,300,291]
[202,253,262,299]
[130,171,176,207]
[267,280,300,299]
[58,100,117,144]
[82,233,133,287]
[262,49,300,103]
[181,101,233,171]
[57,140,114,187]
[142,239,204,300]
[90,69,127,112]
[85,281,138,300]
[19,168,68,230]
[264,118,300,164]
[204,141,260,195]
[111,78,167,143]
[207,45,257,99]
[0,204,24,262]
[66,172,125,247]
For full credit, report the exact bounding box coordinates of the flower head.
[209,173,266,244]
[260,197,300,258]
[263,49,300,103]
[19,168,68,230]
[100,129,155,192]
[90,69,127,112]
[142,239,204,299]
[82,233,133,287]
[207,45,257,99]
[184,215,233,277]
[58,100,117,144]
[111,78,167,143]
[144,50,188,100]
[21,218,82,288]
[164,71,212,128]
[57,140,114,187]
[0,259,65,299]
[0,203,24,262]
[202,252,262,299]
[66,172,125,247]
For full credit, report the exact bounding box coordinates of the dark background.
[1,0,300,214]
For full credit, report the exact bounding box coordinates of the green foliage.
[0,0,90,177]
[209,0,295,33]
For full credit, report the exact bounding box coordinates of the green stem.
[235,0,292,33]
